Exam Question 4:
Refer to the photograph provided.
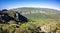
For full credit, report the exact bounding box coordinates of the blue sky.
[0,0,60,10]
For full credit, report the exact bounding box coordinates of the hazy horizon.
[0,0,60,10]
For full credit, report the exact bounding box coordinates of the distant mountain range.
[10,7,60,21]
[11,7,60,14]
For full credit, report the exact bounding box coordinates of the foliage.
[0,8,60,33]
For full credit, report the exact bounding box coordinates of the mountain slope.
[11,7,60,21]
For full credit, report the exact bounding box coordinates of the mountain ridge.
[10,7,60,11]
[9,7,60,21]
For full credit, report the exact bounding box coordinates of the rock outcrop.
[0,10,29,24]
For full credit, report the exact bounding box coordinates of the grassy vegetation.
[0,19,60,33]
[0,8,60,33]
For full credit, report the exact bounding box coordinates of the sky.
[0,0,60,10]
